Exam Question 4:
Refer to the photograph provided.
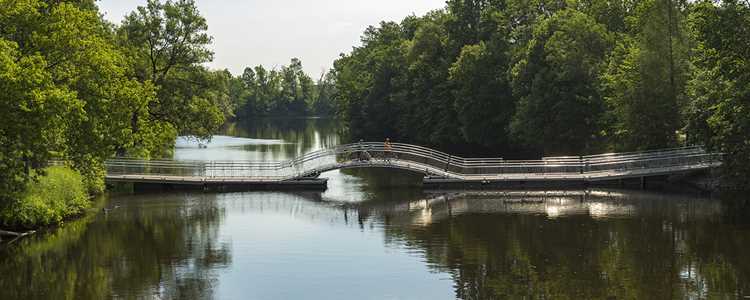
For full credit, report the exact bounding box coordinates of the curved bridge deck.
[104,143,721,189]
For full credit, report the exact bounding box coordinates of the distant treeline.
[227,58,336,118]
[330,0,750,184]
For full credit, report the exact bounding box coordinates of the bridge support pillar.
[640,176,646,189]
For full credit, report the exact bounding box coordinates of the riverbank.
[0,166,91,232]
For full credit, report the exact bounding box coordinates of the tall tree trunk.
[667,0,676,105]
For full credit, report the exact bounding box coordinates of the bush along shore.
[0,166,93,241]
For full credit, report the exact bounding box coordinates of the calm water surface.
[1,118,750,299]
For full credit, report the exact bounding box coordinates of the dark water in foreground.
[1,118,749,299]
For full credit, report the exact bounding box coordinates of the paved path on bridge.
[102,143,721,188]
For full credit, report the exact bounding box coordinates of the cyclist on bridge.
[357,139,371,162]
[384,138,393,163]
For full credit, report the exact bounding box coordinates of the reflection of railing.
[102,143,722,182]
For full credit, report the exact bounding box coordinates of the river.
[1,118,749,299]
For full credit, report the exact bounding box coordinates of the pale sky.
[98,0,446,78]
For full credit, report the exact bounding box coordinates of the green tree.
[445,0,505,51]
[687,0,750,185]
[511,9,612,155]
[333,21,408,139]
[280,58,310,116]
[602,0,688,151]
[449,24,514,150]
[402,13,462,147]
[312,71,337,116]
[0,38,80,201]
[568,0,637,34]
[245,66,273,115]
[1,0,157,194]
[119,0,224,150]
[231,59,324,118]
[504,0,567,61]
[299,72,316,114]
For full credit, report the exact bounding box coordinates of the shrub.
[0,166,90,229]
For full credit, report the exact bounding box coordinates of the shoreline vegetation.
[0,166,88,235]
[2,0,749,230]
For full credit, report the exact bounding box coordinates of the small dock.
[108,175,328,191]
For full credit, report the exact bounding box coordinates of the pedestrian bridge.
[104,143,722,189]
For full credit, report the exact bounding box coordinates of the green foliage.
[120,0,213,84]
[0,0,157,200]
[231,58,333,118]
[687,0,750,185]
[0,38,80,201]
[334,20,411,141]
[330,2,611,155]
[602,0,688,151]
[450,40,514,148]
[0,0,230,218]
[119,0,227,143]
[0,166,89,229]
[403,14,459,146]
[331,0,749,179]
[313,72,337,116]
[511,9,612,155]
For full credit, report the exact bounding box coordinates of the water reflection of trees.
[2,189,747,299]
[344,189,750,299]
[225,118,342,159]
[0,193,230,300]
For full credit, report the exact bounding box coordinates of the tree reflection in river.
[1,188,748,299]
[0,193,230,299]
[351,190,750,299]
[176,118,342,162]
[224,118,343,159]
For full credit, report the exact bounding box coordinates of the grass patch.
[0,166,90,229]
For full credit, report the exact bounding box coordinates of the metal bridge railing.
[102,143,722,181]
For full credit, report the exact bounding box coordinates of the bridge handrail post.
[446,155,451,175]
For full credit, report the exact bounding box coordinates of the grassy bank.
[0,166,90,230]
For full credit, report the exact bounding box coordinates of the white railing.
[101,143,722,182]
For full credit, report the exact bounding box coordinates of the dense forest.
[230,58,336,118]
[331,0,750,184]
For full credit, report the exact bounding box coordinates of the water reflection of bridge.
[327,189,722,228]
[237,189,721,230]
[104,144,721,189]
